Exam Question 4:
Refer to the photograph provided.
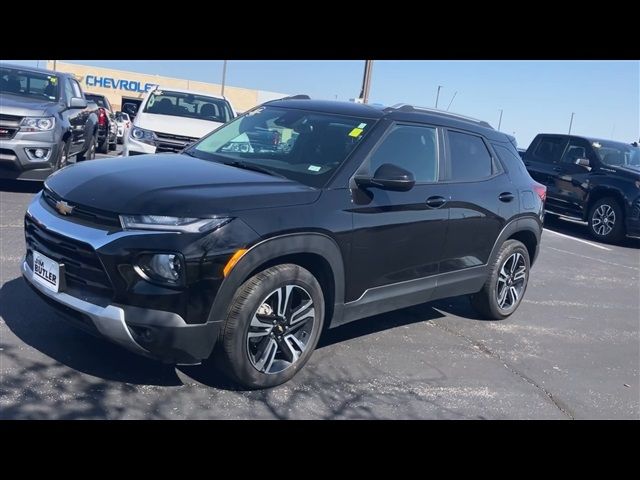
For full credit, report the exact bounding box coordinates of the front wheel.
[470,239,530,320]
[54,139,71,171]
[588,197,625,243]
[97,135,108,154]
[217,264,325,389]
[77,135,96,161]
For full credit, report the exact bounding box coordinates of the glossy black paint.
[28,100,545,362]
[524,134,640,235]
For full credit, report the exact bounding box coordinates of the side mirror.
[354,163,416,192]
[575,158,590,167]
[69,97,87,109]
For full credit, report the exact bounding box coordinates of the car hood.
[45,154,320,216]
[0,92,58,117]
[134,112,223,139]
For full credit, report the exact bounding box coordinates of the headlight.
[136,253,184,285]
[120,215,232,233]
[130,126,156,145]
[20,117,55,132]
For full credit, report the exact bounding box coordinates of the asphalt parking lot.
[1,149,638,419]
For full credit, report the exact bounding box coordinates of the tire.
[76,135,96,161]
[217,264,325,389]
[470,239,530,320]
[108,137,117,151]
[588,197,625,243]
[97,135,108,154]
[54,139,71,171]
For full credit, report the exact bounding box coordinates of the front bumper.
[0,135,60,180]
[22,258,220,364]
[123,137,156,156]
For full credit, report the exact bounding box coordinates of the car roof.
[264,98,503,139]
[537,133,634,149]
[1,62,70,77]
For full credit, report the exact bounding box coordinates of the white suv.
[124,86,235,156]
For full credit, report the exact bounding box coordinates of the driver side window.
[64,79,74,101]
[368,125,438,183]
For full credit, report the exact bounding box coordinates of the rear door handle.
[426,196,447,208]
[499,192,515,202]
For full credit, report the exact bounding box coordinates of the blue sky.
[5,60,638,148]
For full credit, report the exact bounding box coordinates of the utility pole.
[568,112,575,135]
[52,60,57,71]
[221,60,228,97]
[498,109,504,131]
[446,91,457,111]
[435,85,443,109]
[359,60,374,104]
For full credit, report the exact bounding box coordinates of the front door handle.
[499,192,515,202]
[426,196,447,208]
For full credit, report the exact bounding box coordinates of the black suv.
[84,93,117,153]
[524,134,640,243]
[21,98,545,388]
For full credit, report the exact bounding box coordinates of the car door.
[438,129,513,275]
[348,123,450,303]
[524,135,568,212]
[552,137,598,216]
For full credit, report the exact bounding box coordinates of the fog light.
[135,253,184,286]
[34,148,46,158]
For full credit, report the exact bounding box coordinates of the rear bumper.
[22,258,221,364]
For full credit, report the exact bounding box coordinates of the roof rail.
[384,103,493,129]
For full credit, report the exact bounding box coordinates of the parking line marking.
[547,246,638,271]
[543,229,612,251]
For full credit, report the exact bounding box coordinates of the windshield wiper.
[221,160,287,179]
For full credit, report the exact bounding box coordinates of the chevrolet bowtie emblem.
[55,200,74,216]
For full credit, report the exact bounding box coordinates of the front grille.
[42,188,121,228]
[0,127,17,139]
[153,131,198,153]
[0,113,23,127]
[0,148,18,168]
[25,215,114,297]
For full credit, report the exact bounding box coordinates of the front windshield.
[190,106,376,188]
[0,67,59,101]
[143,90,232,123]
[592,140,640,170]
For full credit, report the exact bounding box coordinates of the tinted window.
[448,131,493,181]
[561,138,594,164]
[531,136,567,164]
[493,144,529,177]
[0,67,59,101]
[70,79,82,98]
[368,125,438,183]
[63,78,74,101]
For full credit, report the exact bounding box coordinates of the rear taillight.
[533,183,546,202]
[98,108,106,126]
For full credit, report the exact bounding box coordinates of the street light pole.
[435,85,443,109]
[52,60,57,71]
[221,60,228,97]
[498,109,503,131]
[359,60,374,104]
[446,91,457,111]
[568,112,575,134]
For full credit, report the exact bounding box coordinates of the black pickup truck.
[84,93,118,154]
[0,63,99,180]
[523,133,640,242]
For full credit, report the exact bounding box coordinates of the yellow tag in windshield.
[349,127,364,138]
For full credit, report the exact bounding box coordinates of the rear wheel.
[470,239,530,320]
[216,264,325,389]
[588,197,625,243]
[97,134,108,154]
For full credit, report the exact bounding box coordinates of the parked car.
[115,111,131,144]
[0,63,98,180]
[21,98,545,388]
[124,86,235,155]
[517,148,526,159]
[84,93,117,154]
[523,133,640,242]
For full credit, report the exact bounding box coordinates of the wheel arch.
[207,233,346,327]
[584,187,626,221]
[489,216,542,268]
